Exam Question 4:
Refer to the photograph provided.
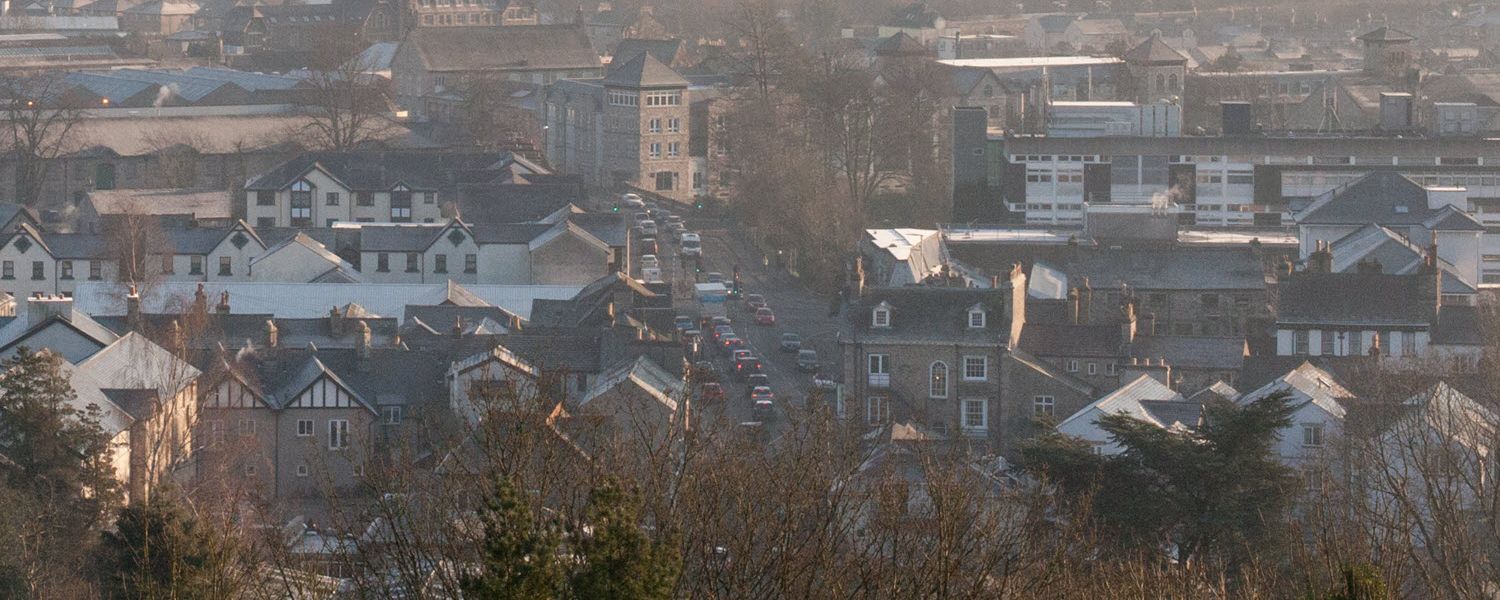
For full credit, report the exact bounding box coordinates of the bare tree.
[302,33,393,152]
[0,74,85,208]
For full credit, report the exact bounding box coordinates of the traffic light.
[695,201,704,209]
[611,204,620,212]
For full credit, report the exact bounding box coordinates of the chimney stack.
[508,314,523,331]
[126,285,142,332]
[329,306,344,337]
[1122,356,1172,386]
[1308,241,1334,273]
[1138,311,1155,337]
[1120,302,1137,346]
[1079,277,1092,324]
[452,316,464,336]
[1426,241,1442,319]
[26,294,73,327]
[216,291,231,314]
[356,320,372,364]
[192,283,208,317]
[265,319,279,348]
[1067,288,1080,324]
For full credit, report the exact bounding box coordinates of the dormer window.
[967,305,986,329]
[872,303,891,328]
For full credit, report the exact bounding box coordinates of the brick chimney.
[1120,302,1137,346]
[215,291,231,314]
[192,283,208,317]
[1138,311,1156,337]
[1122,357,1172,386]
[1307,241,1334,273]
[452,316,464,336]
[126,285,142,333]
[265,319,278,348]
[329,306,344,337]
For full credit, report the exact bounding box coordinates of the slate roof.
[1129,335,1246,371]
[1018,322,1122,357]
[1138,400,1202,429]
[1277,271,1435,326]
[454,184,580,224]
[851,286,1012,345]
[874,32,929,57]
[1238,362,1352,418]
[77,332,199,396]
[578,355,685,412]
[1124,34,1188,65]
[1431,304,1484,346]
[611,38,683,67]
[1326,224,1478,293]
[246,152,515,192]
[358,224,446,252]
[87,189,232,220]
[1034,13,1080,33]
[1297,171,1485,230]
[946,243,1270,292]
[567,213,627,247]
[1057,375,1187,438]
[402,24,600,73]
[601,51,687,88]
[1358,27,1415,43]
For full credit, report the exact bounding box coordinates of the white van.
[680,232,702,257]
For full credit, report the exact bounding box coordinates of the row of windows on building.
[157,255,235,276]
[607,90,683,108]
[420,12,503,24]
[860,395,993,431]
[647,141,681,159]
[207,416,361,451]
[647,117,681,133]
[1291,329,1418,356]
[866,353,989,388]
[870,306,987,329]
[374,252,478,274]
[0,259,102,281]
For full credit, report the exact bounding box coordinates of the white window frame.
[297,419,313,437]
[1302,423,1325,448]
[328,419,350,450]
[962,398,988,431]
[968,308,986,329]
[237,418,256,436]
[208,420,224,446]
[962,356,987,381]
[866,396,887,426]
[1066,359,1079,372]
[1087,362,1097,376]
[296,463,309,477]
[929,361,948,399]
[1034,395,1055,416]
[867,354,890,387]
[381,405,403,425]
[871,307,890,328]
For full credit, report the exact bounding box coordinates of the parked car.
[621,193,645,208]
[743,293,767,312]
[681,329,702,351]
[712,325,733,342]
[638,237,659,255]
[701,382,725,402]
[680,233,702,257]
[640,254,660,270]
[693,360,717,381]
[754,307,776,326]
[706,272,725,284]
[641,220,659,236]
[779,333,802,352]
[666,214,684,225]
[796,349,819,372]
[633,212,650,225]
[751,396,774,421]
[732,348,754,362]
[710,316,732,328]
[674,315,695,331]
[641,267,663,283]
[813,372,838,390]
[745,373,769,390]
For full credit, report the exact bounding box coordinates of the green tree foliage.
[0,347,120,596]
[95,496,241,599]
[1021,391,1299,565]
[461,476,565,600]
[569,480,681,600]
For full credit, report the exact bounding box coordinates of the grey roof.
[86,189,232,220]
[1327,224,1478,293]
[611,38,682,67]
[1129,335,1246,370]
[402,24,600,73]
[42,233,106,259]
[601,51,688,88]
[1277,271,1435,326]
[1138,399,1202,429]
[1297,171,1484,229]
[947,243,1270,292]
[183,67,306,91]
[1035,14,1080,33]
[1124,33,1188,64]
[471,223,553,244]
[567,213,627,247]
[454,184,580,224]
[885,2,941,28]
[1018,322,1121,357]
[164,228,230,254]
[851,286,1012,345]
[874,32,929,57]
[1431,304,1483,346]
[358,224,444,252]
[246,151,517,192]
[1358,27,1415,43]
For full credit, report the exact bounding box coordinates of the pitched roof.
[245,151,515,192]
[1034,13,1080,33]
[1057,374,1187,439]
[1124,34,1188,64]
[851,286,1012,345]
[946,244,1270,292]
[1358,27,1415,43]
[874,32,929,57]
[401,24,600,73]
[1296,171,1483,229]
[1326,224,1478,292]
[1018,322,1121,357]
[454,184,580,224]
[1278,271,1436,326]
[1129,335,1247,371]
[578,355,685,412]
[601,51,688,88]
[1238,361,1351,418]
[77,332,200,395]
[611,38,682,67]
[86,188,232,220]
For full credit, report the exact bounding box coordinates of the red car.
[701,382,725,402]
[754,307,776,326]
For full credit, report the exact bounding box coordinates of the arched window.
[1169,73,1179,92]
[289,179,313,226]
[930,362,949,399]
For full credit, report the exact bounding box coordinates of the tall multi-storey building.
[545,53,695,202]
[409,0,535,28]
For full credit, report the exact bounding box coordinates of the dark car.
[638,237,659,255]
[719,336,746,354]
[779,333,802,352]
[693,360,717,381]
[749,387,775,419]
[701,382,726,402]
[745,373,769,390]
[712,324,733,342]
[674,315,695,331]
[743,293,767,312]
[733,355,764,381]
